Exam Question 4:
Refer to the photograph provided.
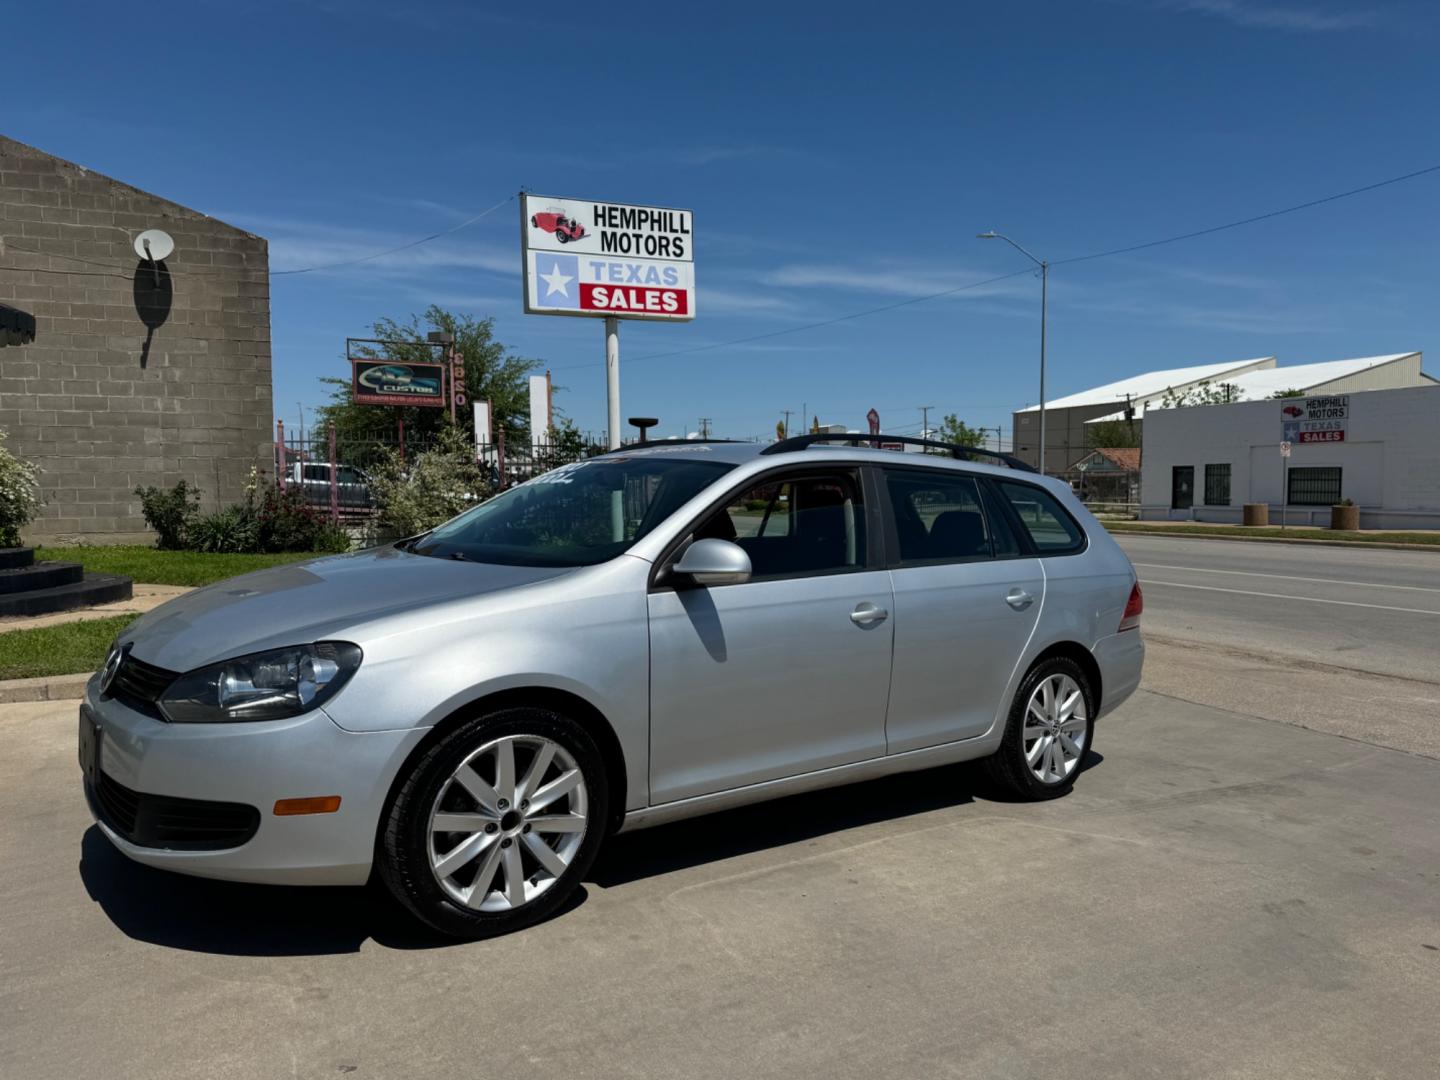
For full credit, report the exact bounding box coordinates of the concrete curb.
[1103,527,1440,553]
[0,672,91,704]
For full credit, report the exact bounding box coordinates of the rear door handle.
[1005,588,1034,611]
[850,602,889,627]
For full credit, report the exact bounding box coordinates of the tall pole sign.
[520,193,695,449]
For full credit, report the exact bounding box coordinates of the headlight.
[159,642,362,723]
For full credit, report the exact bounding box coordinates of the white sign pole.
[605,316,621,450]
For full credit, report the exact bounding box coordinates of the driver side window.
[695,471,866,579]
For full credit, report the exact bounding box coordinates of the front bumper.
[80,675,429,886]
[1092,630,1145,718]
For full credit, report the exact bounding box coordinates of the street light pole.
[979,231,1048,475]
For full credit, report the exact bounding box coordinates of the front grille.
[90,770,260,851]
[106,653,178,720]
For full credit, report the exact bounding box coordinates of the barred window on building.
[1203,464,1231,506]
[1287,467,1342,506]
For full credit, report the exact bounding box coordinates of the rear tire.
[983,656,1094,800]
[378,706,608,939]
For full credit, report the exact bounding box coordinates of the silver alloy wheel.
[1022,673,1088,785]
[427,734,588,912]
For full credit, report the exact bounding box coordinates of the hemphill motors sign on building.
[521,194,695,320]
[1281,395,1349,444]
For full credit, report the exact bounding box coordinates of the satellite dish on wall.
[133,229,175,262]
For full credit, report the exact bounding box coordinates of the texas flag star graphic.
[537,254,579,309]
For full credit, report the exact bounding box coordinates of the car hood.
[121,546,577,673]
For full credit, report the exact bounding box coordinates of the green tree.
[934,414,986,448]
[1085,419,1139,448]
[316,306,540,457]
[1270,388,1305,399]
[1160,379,1243,408]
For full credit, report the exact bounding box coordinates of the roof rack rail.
[760,433,1037,473]
[603,438,750,454]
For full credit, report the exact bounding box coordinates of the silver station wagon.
[80,434,1144,938]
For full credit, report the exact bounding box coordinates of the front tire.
[983,657,1094,800]
[378,706,609,939]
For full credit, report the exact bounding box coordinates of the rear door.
[880,466,1044,752]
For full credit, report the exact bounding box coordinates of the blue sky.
[6,0,1438,442]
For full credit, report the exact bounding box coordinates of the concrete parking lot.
[2,536,1438,1079]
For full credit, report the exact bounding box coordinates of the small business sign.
[521,194,695,321]
[1281,395,1348,445]
[352,360,446,408]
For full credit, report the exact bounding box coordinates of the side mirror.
[673,538,752,587]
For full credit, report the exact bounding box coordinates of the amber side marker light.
[274,796,342,816]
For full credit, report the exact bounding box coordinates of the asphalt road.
[3,690,1438,1080]
[1115,535,1440,758]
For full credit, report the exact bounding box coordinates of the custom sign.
[351,360,446,408]
[522,194,695,321]
[1281,395,1348,445]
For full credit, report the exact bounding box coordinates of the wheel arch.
[1028,640,1103,713]
[374,685,631,857]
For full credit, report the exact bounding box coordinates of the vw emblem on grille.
[100,643,129,695]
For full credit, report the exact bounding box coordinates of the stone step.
[0,574,133,617]
[0,561,84,594]
[0,547,36,570]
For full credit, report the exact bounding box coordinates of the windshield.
[411,455,736,567]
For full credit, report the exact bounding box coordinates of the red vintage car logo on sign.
[1281,405,1305,418]
[531,208,586,244]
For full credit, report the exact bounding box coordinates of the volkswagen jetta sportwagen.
[80,435,1143,938]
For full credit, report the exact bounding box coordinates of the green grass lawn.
[0,614,138,680]
[33,545,324,586]
[1102,522,1440,546]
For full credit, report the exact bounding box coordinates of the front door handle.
[1005,588,1034,611]
[850,602,889,627]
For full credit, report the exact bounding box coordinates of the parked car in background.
[81,435,1143,939]
[286,461,375,511]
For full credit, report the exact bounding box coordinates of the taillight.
[1119,582,1143,632]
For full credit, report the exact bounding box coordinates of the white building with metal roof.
[1012,352,1432,472]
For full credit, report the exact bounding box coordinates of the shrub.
[0,429,41,548]
[187,504,260,554]
[369,425,493,536]
[134,480,202,550]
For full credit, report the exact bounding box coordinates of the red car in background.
[531,208,586,243]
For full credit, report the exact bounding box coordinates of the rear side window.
[884,471,999,564]
[996,481,1085,554]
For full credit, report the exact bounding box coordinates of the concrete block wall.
[0,136,273,543]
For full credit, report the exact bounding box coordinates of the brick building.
[0,135,272,543]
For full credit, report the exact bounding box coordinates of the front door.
[1171,466,1194,510]
[647,469,893,804]
[879,468,1045,751]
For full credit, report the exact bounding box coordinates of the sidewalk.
[0,583,193,633]
[1101,519,1440,551]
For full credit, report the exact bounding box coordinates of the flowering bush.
[369,425,493,536]
[0,429,41,548]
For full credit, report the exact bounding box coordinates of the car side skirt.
[617,732,1000,834]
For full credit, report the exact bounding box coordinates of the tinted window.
[884,471,999,563]
[696,472,865,578]
[997,481,1085,554]
[416,456,734,567]
[302,465,328,482]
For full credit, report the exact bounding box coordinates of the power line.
[549,159,1440,371]
[1051,162,1440,267]
[271,194,515,276]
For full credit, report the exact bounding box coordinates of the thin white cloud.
[765,261,1035,301]
[1161,0,1374,32]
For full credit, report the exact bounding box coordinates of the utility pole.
[698,417,712,438]
[978,231,1048,473]
[781,410,793,439]
[919,405,935,440]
